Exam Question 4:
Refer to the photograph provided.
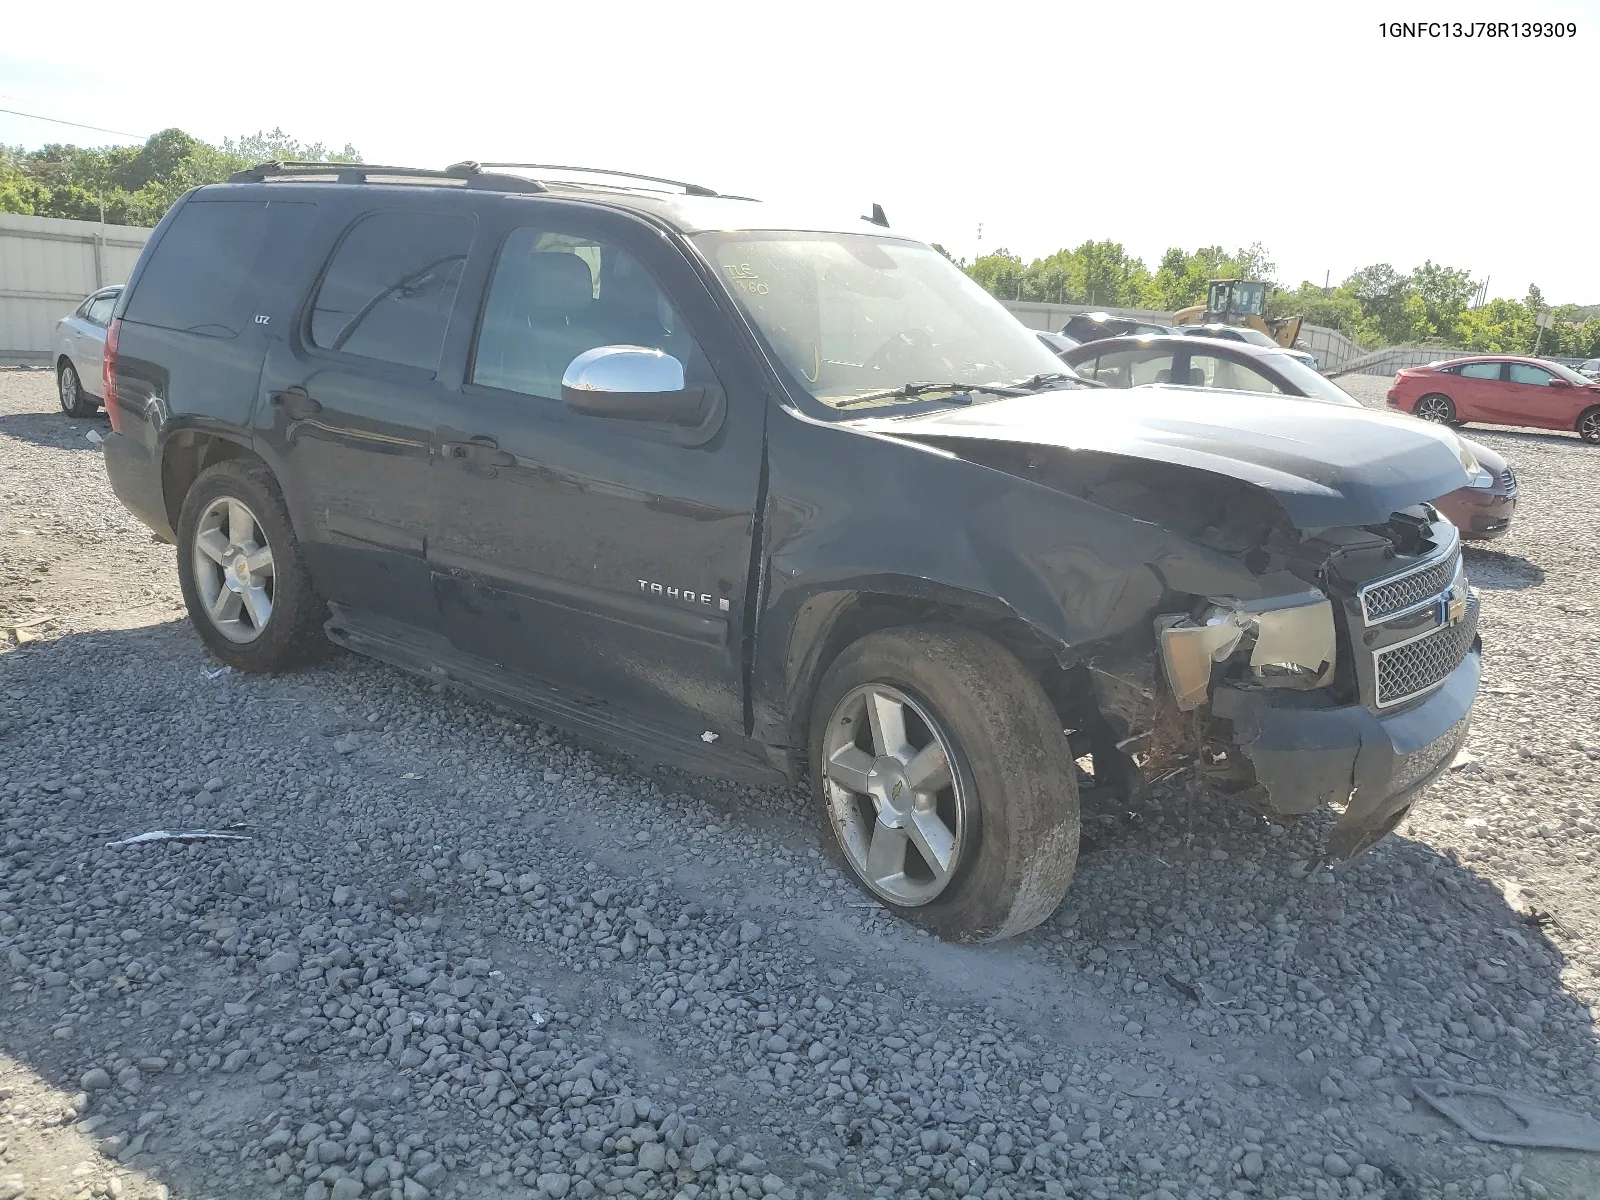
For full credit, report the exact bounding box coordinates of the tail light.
[102,317,122,433]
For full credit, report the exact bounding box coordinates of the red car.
[1388,355,1600,444]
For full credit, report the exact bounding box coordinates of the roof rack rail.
[478,163,723,198]
[227,160,547,194]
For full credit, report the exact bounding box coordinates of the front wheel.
[58,361,97,417]
[809,625,1080,942]
[176,459,332,672]
[1413,393,1456,424]
[1579,406,1600,444]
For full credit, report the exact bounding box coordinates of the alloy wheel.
[1581,410,1600,444]
[191,496,275,643]
[820,683,970,906]
[1415,395,1453,423]
[58,365,79,413]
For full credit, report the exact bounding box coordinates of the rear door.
[426,200,765,737]
[114,196,319,455]
[254,203,480,632]
[1452,360,1505,421]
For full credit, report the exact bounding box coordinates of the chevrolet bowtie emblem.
[1442,592,1467,625]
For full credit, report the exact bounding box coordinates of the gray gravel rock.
[3,368,1600,1200]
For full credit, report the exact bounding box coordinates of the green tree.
[220,127,362,166]
[1409,260,1478,342]
[968,250,1026,301]
[1221,242,1276,285]
[1068,239,1151,307]
[0,127,362,227]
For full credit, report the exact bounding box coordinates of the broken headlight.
[1156,589,1337,711]
[1455,438,1493,489]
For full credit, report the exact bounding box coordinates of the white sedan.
[52,285,121,417]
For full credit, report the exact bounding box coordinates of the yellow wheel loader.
[1173,279,1303,348]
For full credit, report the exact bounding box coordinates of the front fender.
[751,411,1262,747]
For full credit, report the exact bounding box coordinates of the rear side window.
[310,211,476,372]
[1458,362,1503,380]
[124,199,313,337]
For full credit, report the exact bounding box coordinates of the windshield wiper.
[833,381,1032,410]
[1011,371,1101,390]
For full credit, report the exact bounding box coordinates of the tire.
[1579,406,1600,445]
[58,359,97,417]
[808,625,1080,942]
[1413,393,1456,424]
[175,459,332,672]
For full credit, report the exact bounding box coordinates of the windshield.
[696,231,1068,407]
[1265,353,1361,405]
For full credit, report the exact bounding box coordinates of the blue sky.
[3,0,1596,302]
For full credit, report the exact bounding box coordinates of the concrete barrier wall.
[0,213,153,365]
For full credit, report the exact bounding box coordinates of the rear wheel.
[1413,393,1456,424]
[176,460,332,672]
[58,360,96,417]
[1579,406,1600,444]
[809,625,1080,942]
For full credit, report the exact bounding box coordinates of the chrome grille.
[1375,596,1478,708]
[1359,550,1459,624]
[1498,467,1517,495]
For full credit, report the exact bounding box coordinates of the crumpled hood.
[850,387,1473,528]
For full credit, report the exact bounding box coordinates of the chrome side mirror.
[561,346,709,425]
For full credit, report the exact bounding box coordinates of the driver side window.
[472,227,706,401]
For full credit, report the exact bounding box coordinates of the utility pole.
[1323,269,1330,296]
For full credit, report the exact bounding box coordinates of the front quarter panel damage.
[753,413,1271,748]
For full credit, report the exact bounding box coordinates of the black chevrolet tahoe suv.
[101,161,1482,942]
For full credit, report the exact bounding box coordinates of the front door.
[1501,361,1567,430]
[255,205,479,631]
[427,205,765,737]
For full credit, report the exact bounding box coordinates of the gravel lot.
[3,367,1599,1200]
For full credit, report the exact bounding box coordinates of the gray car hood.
[850,386,1472,528]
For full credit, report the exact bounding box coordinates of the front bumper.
[1212,641,1479,857]
[1434,485,1517,541]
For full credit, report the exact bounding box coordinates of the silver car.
[53,285,121,417]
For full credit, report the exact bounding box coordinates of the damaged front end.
[1154,511,1478,855]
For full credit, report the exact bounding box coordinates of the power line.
[0,106,146,141]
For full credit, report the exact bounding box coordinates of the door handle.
[269,387,322,419]
[443,436,515,468]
